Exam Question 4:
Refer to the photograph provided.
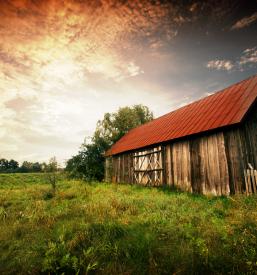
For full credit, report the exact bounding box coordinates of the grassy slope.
[0,173,257,274]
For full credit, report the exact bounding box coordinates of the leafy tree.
[0,158,19,173]
[0,159,9,172]
[66,105,153,181]
[8,159,19,170]
[19,161,33,173]
[94,104,153,147]
[31,162,42,172]
[44,157,59,192]
[66,142,105,181]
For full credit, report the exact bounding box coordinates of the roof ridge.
[126,74,256,133]
[107,73,257,156]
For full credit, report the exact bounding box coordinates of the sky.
[0,0,257,165]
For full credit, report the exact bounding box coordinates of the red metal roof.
[107,74,257,156]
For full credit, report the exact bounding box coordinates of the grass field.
[0,173,257,274]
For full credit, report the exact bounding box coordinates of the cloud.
[0,0,184,83]
[207,47,257,72]
[1,0,173,162]
[231,12,257,30]
[239,47,257,65]
[206,60,234,71]
[1,0,255,163]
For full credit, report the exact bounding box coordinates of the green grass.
[0,173,257,274]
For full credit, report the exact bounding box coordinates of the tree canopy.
[65,105,153,181]
[0,159,19,172]
[94,105,153,148]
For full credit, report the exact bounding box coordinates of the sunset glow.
[0,0,257,164]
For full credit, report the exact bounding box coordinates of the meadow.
[0,173,257,274]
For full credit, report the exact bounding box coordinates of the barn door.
[132,146,165,186]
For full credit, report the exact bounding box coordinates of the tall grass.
[0,173,257,274]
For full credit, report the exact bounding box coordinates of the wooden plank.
[223,130,235,195]
[190,138,201,193]
[128,153,132,183]
[106,157,113,183]
[217,133,230,195]
[165,144,172,186]
[250,118,257,168]
[250,169,256,193]
[126,154,129,183]
[244,169,247,196]
[172,144,177,188]
[170,140,192,192]
[124,154,128,183]
[224,129,245,194]
[197,138,205,194]
[169,144,174,187]
[212,134,218,195]
[180,142,184,189]
[113,157,118,183]
[210,134,220,195]
[116,156,119,183]
[206,135,214,195]
[133,168,164,172]
[176,142,181,189]
[254,170,257,195]
[118,156,121,183]
[162,146,166,186]
[158,148,161,186]
[243,122,256,168]
[247,169,252,194]
[178,142,183,190]
[237,129,248,194]
[202,137,210,194]
[215,134,222,196]
[184,141,192,192]
[120,154,125,183]
[133,149,162,158]
[231,130,239,193]
[180,141,184,191]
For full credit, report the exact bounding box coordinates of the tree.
[66,105,153,181]
[45,157,58,192]
[0,158,19,173]
[20,161,33,173]
[0,159,9,172]
[93,104,153,147]
[8,159,19,170]
[32,162,42,172]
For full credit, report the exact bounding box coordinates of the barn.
[105,74,257,195]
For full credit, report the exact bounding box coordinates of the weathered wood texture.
[170,141,192,192]
[105,104,257,195]
[190,132,230,195]
[105,157,113,183]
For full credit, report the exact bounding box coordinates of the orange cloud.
[231,12,257,30]
[1,0,246,163]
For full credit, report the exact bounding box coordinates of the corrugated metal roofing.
[107,74,257,156]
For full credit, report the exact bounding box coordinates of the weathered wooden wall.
[105,104,257,195]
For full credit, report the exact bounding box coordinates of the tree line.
[65,105,153,181]
[0,159,49,173]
